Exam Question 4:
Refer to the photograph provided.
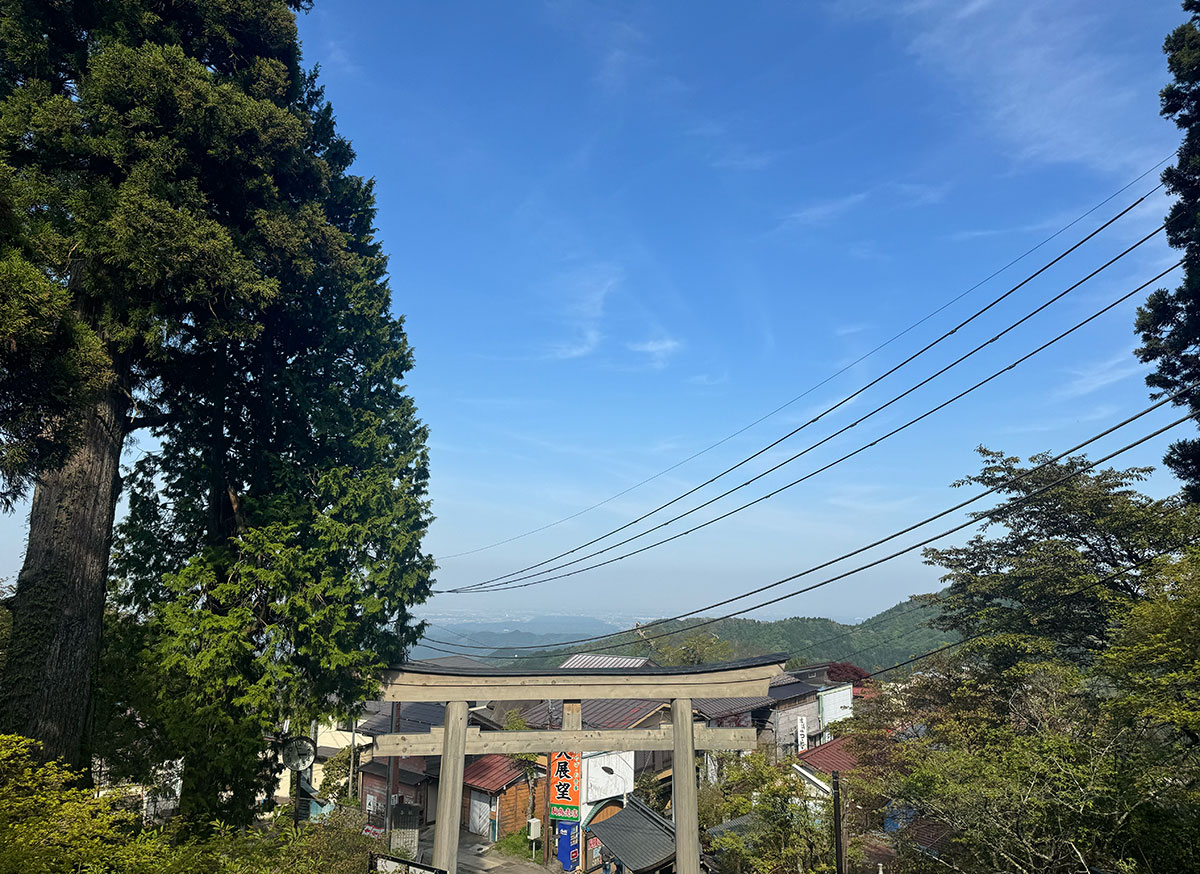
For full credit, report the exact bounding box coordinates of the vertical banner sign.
[548,751,581,820]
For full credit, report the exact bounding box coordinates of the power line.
[863,541,1192,680]
[438,156,1174,562]
[427,405,1195,657]
[426,383,1182,653]
[451,198,1163,593]
[447,254,1175,595]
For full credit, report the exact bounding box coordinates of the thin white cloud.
[688,372,730,386]
[710,149,777,172]
[835,0,1174,176]
[785,192,869,226]
[628,337,682,368]
[1056,350,1144,399]
[1003,403,1120,434]
[548,328,602,360]
[543,265,620,361]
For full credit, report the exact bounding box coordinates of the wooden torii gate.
[374,653,787,874]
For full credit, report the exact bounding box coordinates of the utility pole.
[831,769,845,874]
[349,718,356,806]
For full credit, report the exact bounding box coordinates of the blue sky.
[0,0,1190,629]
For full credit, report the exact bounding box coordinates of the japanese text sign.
[548,751,581,820]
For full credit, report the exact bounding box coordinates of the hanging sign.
[548,751,581,820]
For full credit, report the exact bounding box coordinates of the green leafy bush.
[0,734,386,874]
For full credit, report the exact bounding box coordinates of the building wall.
[581,751,635,823]
[459,778,547,841]
[362,771,388,824]
[818,684,853,729]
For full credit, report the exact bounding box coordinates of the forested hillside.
[476,594,953,673]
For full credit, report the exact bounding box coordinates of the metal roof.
[694,696,776,720]
[706,812,755,838]
[389,652,788,677]
[558,653,657,670]
[768,677,820,701]
[524,698,667,730]
[462,754,534,794]
[797,736,858,775]
[587,797,676,873]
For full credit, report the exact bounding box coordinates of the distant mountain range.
[412,594,954,674]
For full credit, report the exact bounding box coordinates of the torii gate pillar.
[431,700,468,873]
[376,653,787,873]
[672,697,701,874]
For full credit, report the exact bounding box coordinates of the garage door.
[468,790,491,837]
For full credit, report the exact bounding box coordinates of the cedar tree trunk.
[0,380,128,766]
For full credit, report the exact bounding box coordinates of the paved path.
[412,826,558,874]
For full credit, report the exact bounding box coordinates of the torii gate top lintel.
[378,653,789,873]
[380,651,789,702]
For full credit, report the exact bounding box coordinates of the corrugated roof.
[524,698,667,730]
[462,754,533,794]
[694,696,776,720]
[797,736,858,775]
[587,797,675,873]
[558,653,657,670]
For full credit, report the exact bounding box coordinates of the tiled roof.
[524,698,667,730]
[558,653,657,670]
[462,754,533,794]
[694,696,775,720]
[587,798,676,873]
[798,736,858,775]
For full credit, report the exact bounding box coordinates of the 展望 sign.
[548,751,581,820]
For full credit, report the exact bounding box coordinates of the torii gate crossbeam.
[374,654,788,874]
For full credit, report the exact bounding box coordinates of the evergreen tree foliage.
[0,1,435,808]
[0,0,317,762]
[1136,0,1200,500]
[96,62,434,826]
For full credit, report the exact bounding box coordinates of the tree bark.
[0,380,128,767]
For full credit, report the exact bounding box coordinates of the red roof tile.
[798,736,858,775]
[462,754,533,794]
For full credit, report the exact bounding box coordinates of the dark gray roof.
[588,798,676,872]
[524,698,667,730]
[694,696,775,720]
[358,759,388,778]
[768,678,820,702]
[355,758,427,786]
[707,813,756,838]
[408,654,492,671]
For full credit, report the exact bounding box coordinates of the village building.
[585,796,680,874]
[460,753,546,841]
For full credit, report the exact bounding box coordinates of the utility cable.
[453,204,1164,592]
[446,254,1175,595]
[439,157,1174,561]
[861,541,1193,680]
[425,401,1194,659]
